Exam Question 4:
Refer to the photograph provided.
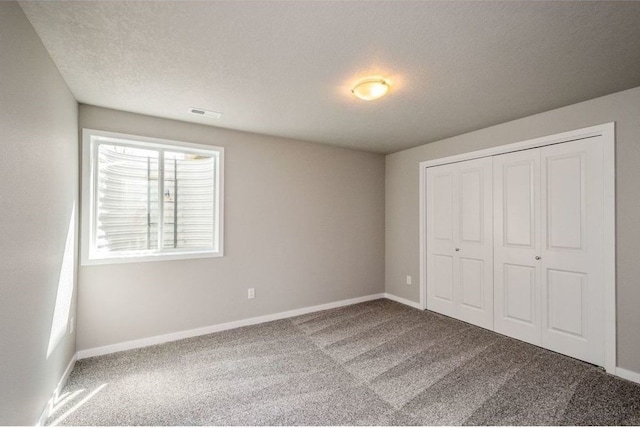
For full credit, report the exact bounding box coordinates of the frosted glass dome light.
[351,78,390,101]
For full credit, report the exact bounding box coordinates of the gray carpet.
[47,299,640,425]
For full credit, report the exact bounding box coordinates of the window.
[81,129,224,265]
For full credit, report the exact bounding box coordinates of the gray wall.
[77,105,385,351]
[385,85,640,374]
[0,2,79,424]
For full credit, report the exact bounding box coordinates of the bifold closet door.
[493,149,542,346]
[493,138,605,366]
[426,157,493,330]
[539,138,604,366]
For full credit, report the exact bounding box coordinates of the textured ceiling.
[19,1,640,153]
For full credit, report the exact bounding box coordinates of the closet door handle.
[455,248,460,252]
[535,256,541,260]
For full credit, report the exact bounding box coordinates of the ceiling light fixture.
[189,107,223,119]
[351,78,390,101]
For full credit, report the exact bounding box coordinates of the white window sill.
[81,250,223,266]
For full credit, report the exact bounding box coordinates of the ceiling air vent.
[189,108,223,119]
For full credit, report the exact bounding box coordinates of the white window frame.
[81,129,224,265]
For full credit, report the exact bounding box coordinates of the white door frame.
[418,122,616,373]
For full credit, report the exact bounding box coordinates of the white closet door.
[457,158,493,329]
[540,138,604,366]
[427,157,493,329]
[493,149,542,346]
[426,164,458,319]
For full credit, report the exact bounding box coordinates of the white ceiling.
[19,1,640,154]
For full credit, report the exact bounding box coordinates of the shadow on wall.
[47,203,76,358]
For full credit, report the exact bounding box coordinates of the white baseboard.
[616,367,640,385]
[77,293,386,359]
[384,292,423,310]
[36,353,77,426]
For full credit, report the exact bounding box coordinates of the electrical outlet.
[406,275,412,285]
[248,288,255,299]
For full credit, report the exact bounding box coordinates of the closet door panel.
[546,153,584,250]
[433,254,455,302]
[493,149,541,346]
[503,263,536,325]
[457,157,493,329]
[460,169,483,243]
[460,257,484,309]
[426,165,459,318]
[540,138,604,366]
[546,269,586,337]
[433,172,455,241]
[504,161,536,248]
